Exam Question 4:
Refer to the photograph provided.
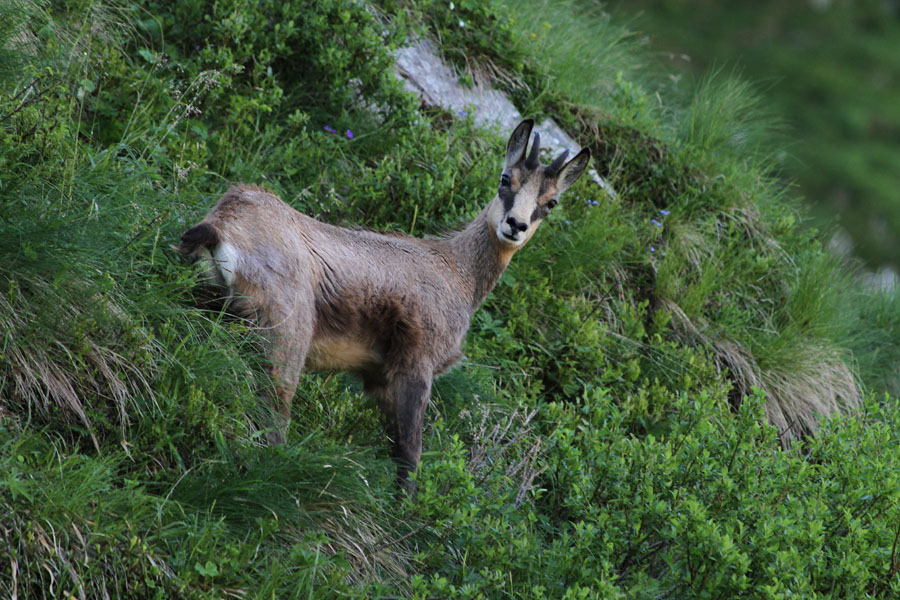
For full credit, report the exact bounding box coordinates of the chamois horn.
[525,131,541,168]
[547,149,570,176]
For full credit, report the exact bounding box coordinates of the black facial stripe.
[499,186,516,212]
[530,205,550,223]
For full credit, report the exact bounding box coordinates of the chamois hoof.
[265,428,286,445]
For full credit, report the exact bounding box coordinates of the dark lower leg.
[389,375,430,491]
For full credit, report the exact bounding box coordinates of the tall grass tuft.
[0,431,182,598]
[0,272,158,447]
[494,0,651,122]
[679,68,784,163]
[169,440,413,584]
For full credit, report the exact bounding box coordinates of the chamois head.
[488,119,591,248]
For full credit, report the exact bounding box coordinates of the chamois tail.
[176,221,240,288]
[177,222,221,256]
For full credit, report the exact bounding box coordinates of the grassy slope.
[2,0,900,597]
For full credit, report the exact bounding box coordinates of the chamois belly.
[305,336,380,372]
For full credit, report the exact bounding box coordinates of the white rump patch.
[213,242,239,287]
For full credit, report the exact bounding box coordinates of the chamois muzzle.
[498,215,529,245]
[507,217,528,233]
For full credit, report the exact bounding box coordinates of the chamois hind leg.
[260,303,314,445]
[264,342,307,445]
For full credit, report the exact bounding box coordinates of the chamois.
[177,119,590,489]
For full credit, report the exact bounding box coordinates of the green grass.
[2,0,900,597]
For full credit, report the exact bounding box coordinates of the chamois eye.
[500,173,511,187]
[547,199,558,209]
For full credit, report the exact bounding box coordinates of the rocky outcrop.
[395,38,614,197]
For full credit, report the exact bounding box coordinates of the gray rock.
[394,38,615,197]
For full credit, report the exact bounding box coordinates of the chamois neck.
[445,203,515,312]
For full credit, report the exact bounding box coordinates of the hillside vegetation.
[627,0,900,269]
[2,0,900,597]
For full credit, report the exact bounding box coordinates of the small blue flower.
[651,219,662,228]
[659,209,670,216]
[346,129,354,139]
[458,110,468,117]
[323,125,337,133]
[589,200,599,206]
[650,246,656,253]
[564,220,571,226]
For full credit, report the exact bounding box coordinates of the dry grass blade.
[762,348,860,444]
[663,298,861,445]
[315,507,414,584]
[466,405,544,506]
[0,275,159,443]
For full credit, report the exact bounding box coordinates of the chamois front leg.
[380,373,432,492]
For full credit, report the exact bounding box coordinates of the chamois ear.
[555,147,591,194]
[505,119,534,169]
